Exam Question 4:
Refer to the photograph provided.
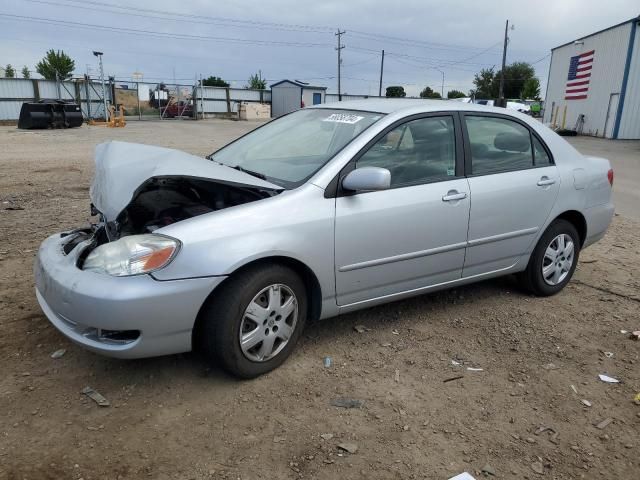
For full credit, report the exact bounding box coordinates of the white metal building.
[544,16,639,139]
[270,80,326,117]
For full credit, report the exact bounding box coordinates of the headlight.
[83,234,180,276]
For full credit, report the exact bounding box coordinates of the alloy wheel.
[239,284,298,362]
[542,233,575,286]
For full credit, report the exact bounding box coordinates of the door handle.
[442,190,467,202]
[537,176,556,186]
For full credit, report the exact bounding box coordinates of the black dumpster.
[18,100,83,129]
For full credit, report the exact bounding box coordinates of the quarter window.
[533,136,552,166]
[356,116,456,187]
[466,116,534,175]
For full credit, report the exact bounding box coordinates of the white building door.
[604,93,619,138]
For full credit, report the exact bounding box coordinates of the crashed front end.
[34,141,282,358]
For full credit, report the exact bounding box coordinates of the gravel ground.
[1,120,639,480]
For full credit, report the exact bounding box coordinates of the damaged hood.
[90,141,283,221]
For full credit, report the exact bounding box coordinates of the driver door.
[334,114,470,306]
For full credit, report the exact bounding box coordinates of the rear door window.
[465,116,534,175]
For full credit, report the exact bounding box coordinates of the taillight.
[607,168,614,186]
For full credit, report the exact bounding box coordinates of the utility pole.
[498,19,509,106]
[378,49,385,97]
[335,29,345,101]
[434,68,444,98]
[93,51,108,120]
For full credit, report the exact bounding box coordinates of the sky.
[0,0,637,98]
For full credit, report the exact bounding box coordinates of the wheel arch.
[192,255,323,350]
[554,210,587,246]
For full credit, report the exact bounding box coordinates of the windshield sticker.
[323,113,364,124]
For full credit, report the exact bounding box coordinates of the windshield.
[210,108,383,188]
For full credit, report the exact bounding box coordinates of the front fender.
[151,184,336,308]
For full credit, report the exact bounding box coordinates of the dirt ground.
[1,120,639,480]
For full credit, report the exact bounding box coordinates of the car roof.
[310,98,517,116]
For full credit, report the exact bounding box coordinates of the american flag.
[565,50,595,100]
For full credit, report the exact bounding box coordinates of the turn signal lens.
[607,168,614,186]
[83,234,180,276]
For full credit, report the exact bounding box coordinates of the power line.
[18,0,537,62]
[348,30,503,54]
[384,53,481,73]
[23,0,333,34]
[530,53,552,65]
[32,0,334,32]
[0,14,332,47]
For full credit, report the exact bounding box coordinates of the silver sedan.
[35,100,614,378]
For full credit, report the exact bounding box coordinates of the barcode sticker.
[323,113,364,124]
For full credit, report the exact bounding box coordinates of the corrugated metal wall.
[618,22,640,139]
[193,86,270,116]
[0,78,112,121]
[544,22,632,137]
[325,93,371,103]
[271,82,301,117]
[0,78,34,99]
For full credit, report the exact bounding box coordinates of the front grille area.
[83,327,141,345]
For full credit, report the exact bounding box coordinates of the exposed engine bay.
[110,176,276,239]
[65,177,278,262]
[63,141,285,259]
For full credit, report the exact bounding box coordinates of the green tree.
[246,72,266,90]
[202,76,229,87]
[472,62,537,99]
[492,62,536,99]
[521,77,541,100]
[472,67,496,98]
[447,89,467,99]
[5,64,15,78]
[21,66,30,79]
[35,50,75,80]
[385,86,406,98]
[419,86,442,99]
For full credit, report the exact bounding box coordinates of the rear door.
[461,113,559,277]
[334,113,470,306]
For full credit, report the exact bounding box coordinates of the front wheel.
[518,219,581,296]
[199,264,307,378]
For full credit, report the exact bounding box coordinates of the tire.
[518,219,581,296]
[199,263,307,379]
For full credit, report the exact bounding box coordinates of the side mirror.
[342,167,391,192]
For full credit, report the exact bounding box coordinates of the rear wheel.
[199,264,307,378]
[518,219,580,296]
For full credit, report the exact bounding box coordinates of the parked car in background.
[473,98,531,114]
[35,100,614,378]
[163,100,193,118]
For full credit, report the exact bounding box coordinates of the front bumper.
[34,232,225,358]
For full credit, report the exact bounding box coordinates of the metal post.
[498,20,509,105]
[200,74,204,119]
[378,49,385,97]
[84,74,91,120]
[55,72,61,100]
[441,70,445,98]
[93,51,108,121]
[335,29,345,101]
[136,82,141,120]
